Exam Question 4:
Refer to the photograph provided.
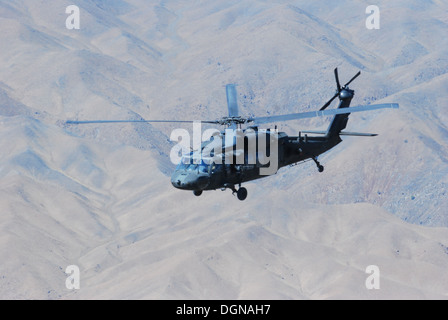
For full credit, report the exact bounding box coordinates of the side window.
[211,163,223,174]
[211,163,221,174]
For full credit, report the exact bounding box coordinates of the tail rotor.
[319,68,361,111]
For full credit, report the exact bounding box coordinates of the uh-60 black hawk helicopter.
[67,68,398,200]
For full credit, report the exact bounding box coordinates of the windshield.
[176,160,210,174]
[176,162,188,170]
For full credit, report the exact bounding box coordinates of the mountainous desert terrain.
[0,0,447,299]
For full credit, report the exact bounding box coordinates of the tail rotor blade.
[344,71,361,88]
[320,68,343,111]
[319,92,339,111]
[334,68,341,91]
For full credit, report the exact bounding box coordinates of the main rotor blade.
[344,71,361,88]
[66,119,218,125]
[226,84,239,118]
[251,103,399,125]
[301,130,378,137]
[334,68,341,91]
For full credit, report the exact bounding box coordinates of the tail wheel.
[237,187,247,201]
[193,190,203,197]
[312,157,324,173]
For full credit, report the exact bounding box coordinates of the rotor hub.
[217,116,250,126]
[339,88,354,100]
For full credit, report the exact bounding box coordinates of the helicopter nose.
[171,172,209,190]
[171,172,185,188]
[171,176,182,188]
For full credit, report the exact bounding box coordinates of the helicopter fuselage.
[170,130,342,193]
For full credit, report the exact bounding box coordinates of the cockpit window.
[176,162,188,170]
[187,164,198,171]
[177,159,210,174]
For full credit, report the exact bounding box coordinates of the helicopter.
[67,68,399,200]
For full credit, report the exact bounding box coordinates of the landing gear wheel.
[237,187,247,201]
[193,190,203,197]
[312,157,324,173]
